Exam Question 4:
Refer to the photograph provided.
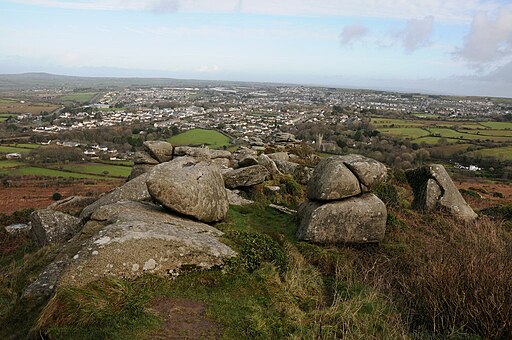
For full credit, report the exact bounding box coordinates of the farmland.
[53,163,132,178]
[169,128,231,149]
[465,146,512,161]
[0,98,59,114]
[59,92,98,103]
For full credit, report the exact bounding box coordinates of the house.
[6,153,22,160]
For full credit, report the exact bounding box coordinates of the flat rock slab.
[223,165,270,189]
[147,157,229,223]
[173,146,231,159]
[58,201,236,288]
[30,209,82,247]
[406,164,478,222]
[297,193,387,244]
[307,157,361,201]
[80,173,152,220]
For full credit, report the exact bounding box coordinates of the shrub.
[51,192,62,201]
[372,182,400,208]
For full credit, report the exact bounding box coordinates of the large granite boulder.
[406,164,478,222]
[147,157,229,222]
[237,155,259,168]
[267,152,289,162]
[274,160,313,185]
[335,154,387,188]
[274,132,298,143]
[223,165,270,189]
[127,164,155,181]
[30,209,82,246]
[80,173,152,220]
[57,201,236,287]
[143,141,174,162]
[307,157,361,201]
[173,146,230,160]
[134,151,159,165]
[258,154,282,178]
[47,196,97,217]
[297,193,387,244]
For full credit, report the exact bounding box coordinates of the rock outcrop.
[406,164,478,222]
[47,196,97,217]
[274,160,313,185]
[57,201,236,287]
[147,157,229,223]
[143,141,174,163]
[30,209,82,246]
[223,165,270,189]
[297,155,388,244]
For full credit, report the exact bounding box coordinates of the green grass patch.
[0,160,25,168]
[0,146,33,154]
[377,127,430,139]
[168,129,230,149]
[371,118,423,127]
[0,166,113,179]
[55,163,132,178]
[59,92,98,103]
[465,146,512,161]
[479,121,512,130]
[459,129,512,137]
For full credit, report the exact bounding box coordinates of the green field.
[0,146,33,154]
[0,160,25,168]
[377,127,430,139]
[479,122,512,130]
[60,92,98,103]
[55,163,132,178]
[372,118,423,127]
[465,146,512,161]
[459,129,512,137]
[169,129,230,148]
[0,166,110,179]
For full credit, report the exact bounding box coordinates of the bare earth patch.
[146,297,222,340]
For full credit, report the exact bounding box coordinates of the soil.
[146,297,222,339]
[0,177,123,214]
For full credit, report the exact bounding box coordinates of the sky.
[0,0,511,97]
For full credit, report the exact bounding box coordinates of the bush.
[396,218,512,338]
[372,182,400,208]
[51,192,62,201]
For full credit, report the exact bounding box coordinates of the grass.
[479,121,512,130]
[377,127,430,139]
[0,160,25,168]
[0,166,114,179]
[464,146,512,161]
[371,118,423,127]
[459,129,512,137]
[54,163,132,178]
[168,128,230,149]
[59,92,98,104]
[0,146,33,154]
[0,101,59,114]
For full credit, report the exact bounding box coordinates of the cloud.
[7,0,504,22]
[395,16,434,53]
[454,8,512,66]
[339,24,368,46]
[196,65,220,73]
[481,60,512,83]
[151,0,180,12]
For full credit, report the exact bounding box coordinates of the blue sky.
[1,0,511,97]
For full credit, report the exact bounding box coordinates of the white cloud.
[8,0,504,22]
[395,16,434,53]
[454,8,512,66]
[339,24,368,46]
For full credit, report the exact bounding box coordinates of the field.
[377,127,429,139]
[169,129,231,149]
[59,92,98,103]
[0,99,59,114]
[0,160,26,168]
[55,163,132,178]
[0,146,34,154]
[0,166,110,179]
[479,122,512,129]
[465,146,512,161]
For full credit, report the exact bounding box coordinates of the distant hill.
[0,72,278,90]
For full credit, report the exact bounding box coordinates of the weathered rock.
[127,164,155,181]
[274,132,298,143]
[30,209,82,246]
[143,141,174,162]
[267,152,289,162]
[297,193,387,244]
[209,157,231,170]
[231,147,257,161]
[306,157,361,201]
[23,260,68,300]
[57,201,236,288]
[173,146,231,159]
[335,154,387,188]
[258,154,282,178]
[223,165,270,189]
[274,160,313,185]
[47,196,97,217]
[147,157,229,222]
[134,151,159,165]
[80,173,152,220]
[238,155,259,168]
[406,164,478,222]
[5,223,31,234]
[226,189,254,206]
